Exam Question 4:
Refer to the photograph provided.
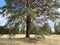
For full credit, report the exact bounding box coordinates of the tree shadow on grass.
[12,37,44,43]
[22,38,39,43]
[8,35,45,43]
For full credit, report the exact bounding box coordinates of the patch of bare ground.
[0,34,60,45]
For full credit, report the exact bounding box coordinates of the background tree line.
[0,23,51,35]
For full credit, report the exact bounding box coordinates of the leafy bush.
[55,25,60,34]
[42,23,51,35]
[0,26,19,34]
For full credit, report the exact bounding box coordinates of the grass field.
[0,34,60,45]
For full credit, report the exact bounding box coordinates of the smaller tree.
[42,23,51,35]
[55,22,60,34]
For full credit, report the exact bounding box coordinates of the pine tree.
[0,0,60,38]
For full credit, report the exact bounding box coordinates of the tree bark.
[26,15,31,38]
[26,0,31,38]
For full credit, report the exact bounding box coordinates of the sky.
[0,0,7,26]
[0,15,7,26]
[0,0,60,32]
[0,0,6,7]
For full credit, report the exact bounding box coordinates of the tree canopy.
[0,0,60,38]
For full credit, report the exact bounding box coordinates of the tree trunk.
[26,15,31,38]
[26,0,31,38]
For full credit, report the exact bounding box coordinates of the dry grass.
[0,34,60,45]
